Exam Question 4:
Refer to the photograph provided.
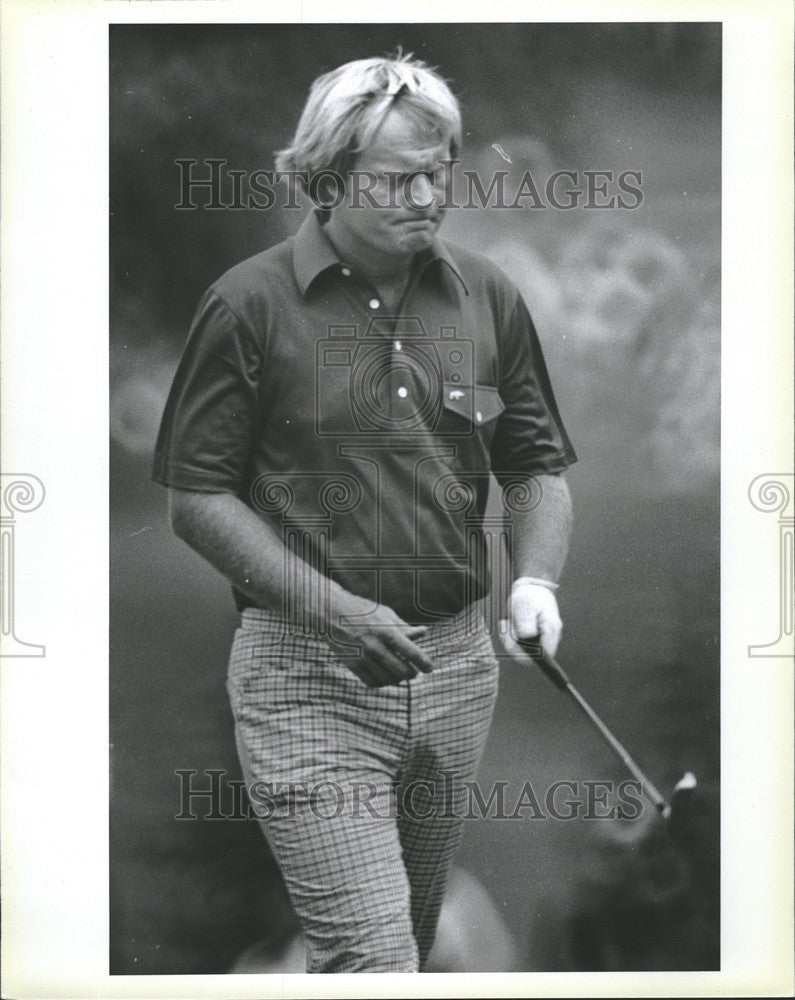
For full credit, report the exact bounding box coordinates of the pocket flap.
[442,383,505,425]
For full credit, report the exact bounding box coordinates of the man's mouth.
[394,217,438,227]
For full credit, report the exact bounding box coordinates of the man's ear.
[308,170,346,211]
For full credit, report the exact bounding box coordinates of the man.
[153,53,576,973]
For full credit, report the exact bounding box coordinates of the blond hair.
[275,52,461,180]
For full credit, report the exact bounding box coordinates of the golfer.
[153,53,576,973]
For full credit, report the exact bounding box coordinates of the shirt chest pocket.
[437,382,505,443]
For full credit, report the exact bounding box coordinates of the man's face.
[328,105,453,265]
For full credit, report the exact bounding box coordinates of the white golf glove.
[499,578,563,658]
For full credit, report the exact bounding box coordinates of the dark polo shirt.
[153,211,576,623]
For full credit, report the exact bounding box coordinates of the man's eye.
[407,171,437,184]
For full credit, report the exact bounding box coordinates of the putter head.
[666,770,697,837]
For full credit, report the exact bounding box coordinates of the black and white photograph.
[1,3,793,998]
[110,20,722,976]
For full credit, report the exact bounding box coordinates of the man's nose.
[404,173,437,213]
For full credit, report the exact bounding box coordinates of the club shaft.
[563,680,670,815]
[519,640,673,817]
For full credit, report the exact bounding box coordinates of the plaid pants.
[226,604,500,973]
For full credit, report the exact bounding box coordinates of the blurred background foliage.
[110,23,720,975]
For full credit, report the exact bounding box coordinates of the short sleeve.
[152,290,263,494]
[490,292,577,485]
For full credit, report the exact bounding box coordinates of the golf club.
[517,638,696,828]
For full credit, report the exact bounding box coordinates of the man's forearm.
[168,487,342,627]
[509,473,573,584]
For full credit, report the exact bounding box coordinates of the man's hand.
[167,489,435,688]
[499,581,563,659]
[325,589,436,688]
[503,473,571,659]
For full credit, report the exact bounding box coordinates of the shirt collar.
[422,238,469,297]
[292,210,469,297]
[292,210,341,295]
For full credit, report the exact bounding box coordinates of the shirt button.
[369,298,380,309]
[341,267,351,277]
[394,340,402,351]
[476,411,483,423]
[397,386,408,398]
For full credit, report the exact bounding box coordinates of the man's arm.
[504,472,573,656]
[168,487,435,687]
[510,472,572,581]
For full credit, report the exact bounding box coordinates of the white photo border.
[1,1,792,997]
